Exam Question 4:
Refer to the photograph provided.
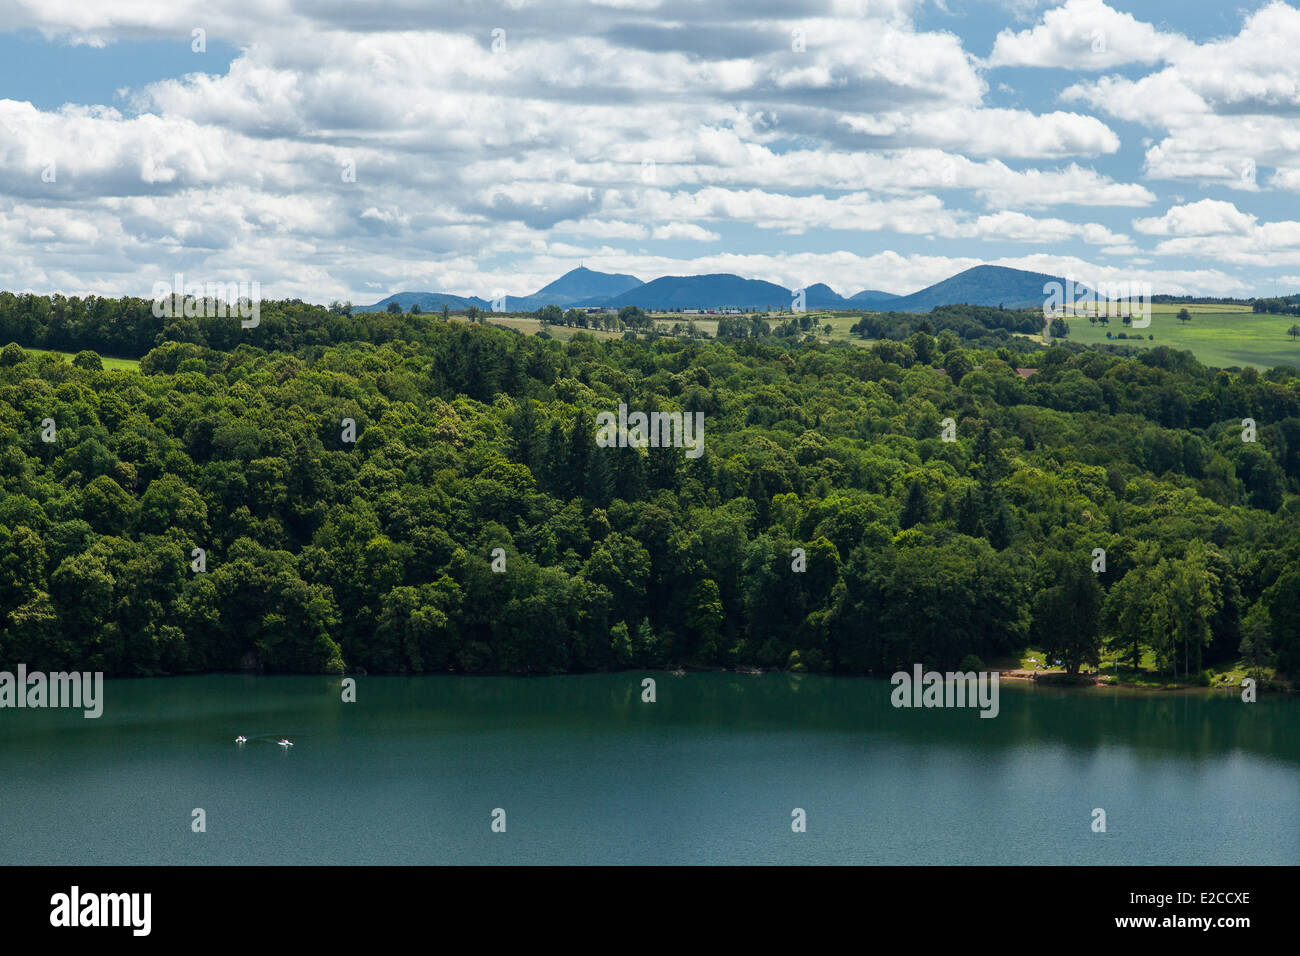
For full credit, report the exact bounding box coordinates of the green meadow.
[1057,303,1300,370]
[475,302,1300,369]
[25,346,141,371]
[476,309,861,344]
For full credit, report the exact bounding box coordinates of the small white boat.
[235,736,247,744]
[278,738,294,747]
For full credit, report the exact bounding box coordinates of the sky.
[4,0,1300,305]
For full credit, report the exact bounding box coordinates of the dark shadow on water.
[4,671,1290,767]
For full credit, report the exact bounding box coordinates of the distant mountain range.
[524,266,643,309]
[880,265,1093,312]
[357,264,1104,314]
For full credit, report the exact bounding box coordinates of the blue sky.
[3,0,1300,303]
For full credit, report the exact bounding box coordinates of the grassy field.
[1011,646,1268,689]
[25,346,140,371]
[477,302,1300,369]
[639,310,860,341]
[474,310,867,344]
[457,315,622,341]
[1053,303,1300,370]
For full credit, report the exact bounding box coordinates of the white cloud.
[650,223,720,241]
[1053,3,1300,191]
[959,210,1129,244]
[838,106,1119,158]
[1127,199,1300,267]
[1060,72,1206,126]
[988,0,1191,70]
[0,0,1278,300]
[1133,200,1257,237]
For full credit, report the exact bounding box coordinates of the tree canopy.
[0,294,1297,680]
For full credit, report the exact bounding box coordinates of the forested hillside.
[0,293,1297,681]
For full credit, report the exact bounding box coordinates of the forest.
[0,291,1297,683]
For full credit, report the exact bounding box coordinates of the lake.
[0,673,1296,864]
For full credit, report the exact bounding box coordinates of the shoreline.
[55,666,1293,697]
[996,668,1292,695]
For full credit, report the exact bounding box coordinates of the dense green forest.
[0,291,1297,682]
[849,303,1044,347]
